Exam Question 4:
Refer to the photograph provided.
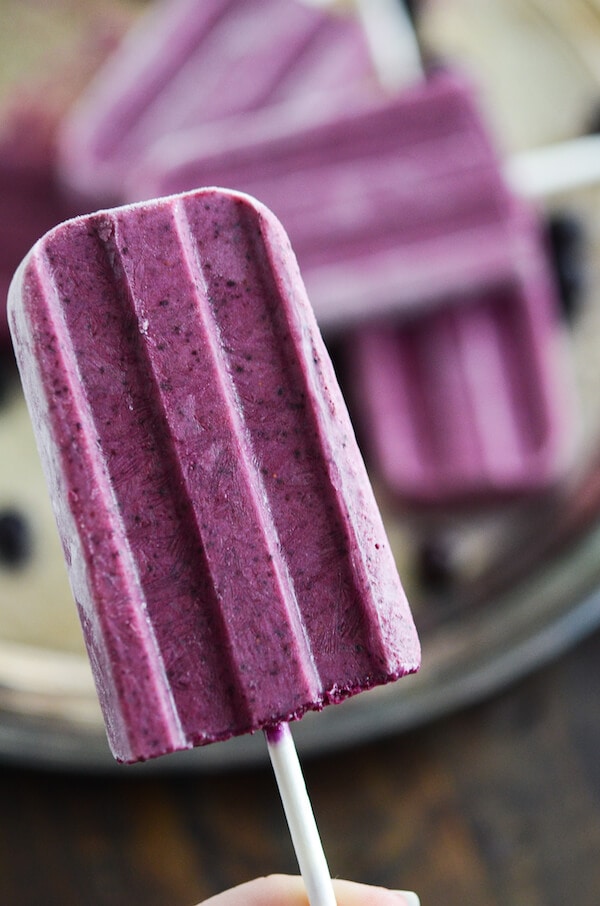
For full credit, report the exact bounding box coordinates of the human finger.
[197,873,419,906]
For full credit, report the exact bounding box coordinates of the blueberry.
[546,212,586,322]
[0,509,33,569]
[416,537,454,593]
[0,348,18,407]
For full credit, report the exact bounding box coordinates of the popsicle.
[346,203,574,507]
[130,67,527,332]
[57,0,375,206]
[8,187,420,766]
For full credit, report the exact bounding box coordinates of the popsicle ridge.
[10,243,190,761]
[9,188,419,762]
[117,2,328,164]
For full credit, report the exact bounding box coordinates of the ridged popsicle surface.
[9,189,419,763]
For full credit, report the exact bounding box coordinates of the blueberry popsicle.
[131,68,522,332]
[347,204,575,507]
[57,0,373,205]
[8,187,419,766]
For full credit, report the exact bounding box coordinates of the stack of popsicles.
[50,0,578,511]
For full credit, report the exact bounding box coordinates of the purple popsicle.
[57,0,374,206]
[8,187,419,765]
[347,205,575,507]
[130,68,524,332]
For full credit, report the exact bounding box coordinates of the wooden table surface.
[2,626,600,906]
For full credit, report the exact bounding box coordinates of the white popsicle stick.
[299,0,423,91]
[506,133,600,199]
[265,723,337,906]
[353,0,424,90]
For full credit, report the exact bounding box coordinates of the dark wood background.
[2,627,600,906]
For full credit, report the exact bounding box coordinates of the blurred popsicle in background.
[56,0,377,206]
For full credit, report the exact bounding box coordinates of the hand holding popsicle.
[197,875,420,906]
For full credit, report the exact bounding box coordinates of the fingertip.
[393,893,420,906]
[330,877,420,906]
